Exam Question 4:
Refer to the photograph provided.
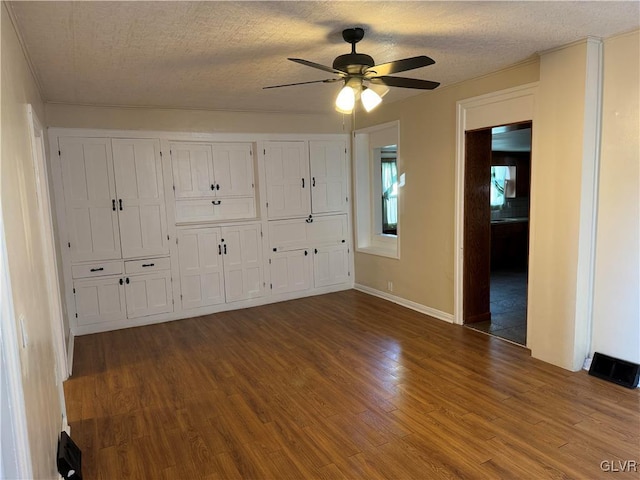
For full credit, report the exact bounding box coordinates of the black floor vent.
[589,352,640,389]
[57,431,82,480]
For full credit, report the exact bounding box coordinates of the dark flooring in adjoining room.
[467,268,528,345]
[63,290,640,479]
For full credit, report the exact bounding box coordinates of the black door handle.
[218,244,222,255]
[305,215,313,223]
[312,177,316,187]
[119,278,123,285]
[301,178,305,188]
[119,199,123,211]
[211,184,215,191]
[90,267,104,272]
[112,199,116,211]
[314,248,318,254]
[125,277,130,284]
[223,244,227,255]
[212,200,222,205]
[216,183,220,190]
[141,263,155,268]
[304,250,308,256]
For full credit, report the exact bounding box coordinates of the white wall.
[591,30,640,364]
[1,3,65,477]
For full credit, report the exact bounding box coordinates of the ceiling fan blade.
[288,58,347,76]
[369,76,440,90]
[365,56,435,76]
[263,78,341,89]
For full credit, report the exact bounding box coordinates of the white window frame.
[353,120,400,259]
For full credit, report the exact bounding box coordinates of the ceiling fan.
[264,27,440,113]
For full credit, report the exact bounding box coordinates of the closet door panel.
[170,143,214,198]
[310,140,348,214]
[264,142,310,219]
[124,271,173,318]
[178,228,225,309]
[221,224,263,302]
[59,137,121,262]
[212,144,254,196]
[112,139,169,258]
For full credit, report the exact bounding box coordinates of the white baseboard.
[354,284,454,323]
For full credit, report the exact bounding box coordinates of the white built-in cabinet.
[52,130,351,336]
[57,136,172,328]
[59,137,169,261]
[263,140,348,219]
[262,139,350,295]
[177,224,263,308]
[267,215,350,293]
[171,142,256,223]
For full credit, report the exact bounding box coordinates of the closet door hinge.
[73,288,75,294]
[270,283,272,289]
[268,258,271,264]
[75,313,78,318]
[68,242,71,248]
[58,150,61,156]
[160,151,163,158]
[172,185,175,191]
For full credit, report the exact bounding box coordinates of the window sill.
[356,243,399,259]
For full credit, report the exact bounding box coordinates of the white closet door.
[59,137,121,262]
[178,228,225,309]
[74,276,126,326]
[170,143,215,198]
[270,249,312,295]
[124,271,173,318]
[211,144,254,196]
[313,244,350,288]
[222,224,263,302]
[264,142,310,219]
[112,139,169,258]
[310,140,349,214]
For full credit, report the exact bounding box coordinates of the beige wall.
[592,30,640,364]
[45,103,349,134]
[528,41,594,370]
[1,4,64,477]
[353,60,540,314]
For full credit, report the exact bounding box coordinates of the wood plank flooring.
[64,290,640,479]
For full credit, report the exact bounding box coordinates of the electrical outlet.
[387,281,393,292]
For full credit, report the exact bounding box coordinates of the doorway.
[463,122,531,345]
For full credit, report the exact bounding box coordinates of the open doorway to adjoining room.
[463,122,531,346]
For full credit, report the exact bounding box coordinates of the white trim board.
[454,83,538,328]
[354,284,454,323]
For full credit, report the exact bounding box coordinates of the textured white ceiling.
[8,1,640,115]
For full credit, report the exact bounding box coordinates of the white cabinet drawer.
[307,214,348,244]
[268,214,348,251]
[72,261,123,279]
[124,257,171,274]
[268,218,307,251]
[175,197,255,223]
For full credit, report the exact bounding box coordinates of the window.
[381,146,398,235]
[490,166,516,207]
[354,121,400,258]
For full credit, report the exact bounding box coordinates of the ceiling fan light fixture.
[335,85,356,114]
[361,86,382,112]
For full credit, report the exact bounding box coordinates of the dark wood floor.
[64,290,640,479]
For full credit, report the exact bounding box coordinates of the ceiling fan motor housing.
[333,53,375,74]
